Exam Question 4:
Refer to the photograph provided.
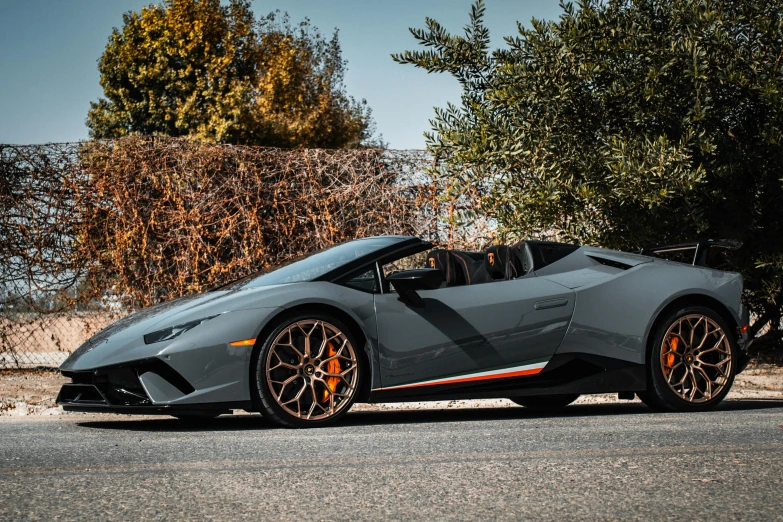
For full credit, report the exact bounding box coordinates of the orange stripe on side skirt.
[390,367,543,391]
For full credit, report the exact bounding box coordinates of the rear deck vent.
[588,255,632,271]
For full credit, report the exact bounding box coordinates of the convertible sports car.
[57,235,752,428]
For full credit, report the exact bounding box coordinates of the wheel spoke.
[317,373,355,392]
[688,317,701,348]
[686,367,697,400]
[305,400,317,419]
[693,330,708,353]
[302,324,313,358]
[693,324,721,353]
[281,328,304,358]
[665,362,683,385]
[698,359,729,378]
[271,374,299,392]
[280,381,307,406]
[693,366,713,400]
[673,364,688,387]
[322,340,353,364]
[269,359,300,371]
[696,334,728,356]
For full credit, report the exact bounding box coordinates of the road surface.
[1,400,782,521]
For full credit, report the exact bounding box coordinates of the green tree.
[395,0,783,347]
[87,0,376,148]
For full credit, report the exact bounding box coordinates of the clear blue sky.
[0,1,563,148]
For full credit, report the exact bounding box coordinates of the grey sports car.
[57,235,752,428]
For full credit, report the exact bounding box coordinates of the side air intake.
[587,255,633,270]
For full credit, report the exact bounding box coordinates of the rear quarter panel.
[544,258,743,364]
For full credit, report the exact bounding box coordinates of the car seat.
[450,250,490,285]
[426,249,487,286]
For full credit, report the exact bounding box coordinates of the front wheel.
[639,305,737,412]
[251,313,364,428]
[509,394,579,411]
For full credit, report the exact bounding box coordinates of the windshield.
[218,237,406,290]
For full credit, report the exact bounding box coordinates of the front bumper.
[56,357,251,415]
[57,400,244,416]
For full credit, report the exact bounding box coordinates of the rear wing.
[640,239,742,267]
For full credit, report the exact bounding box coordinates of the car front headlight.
[143,315,219,344]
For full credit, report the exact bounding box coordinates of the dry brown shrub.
[77,137,437,305]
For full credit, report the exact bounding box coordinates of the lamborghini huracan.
[57,235,752,427]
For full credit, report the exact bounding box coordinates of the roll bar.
[640,239,742,267]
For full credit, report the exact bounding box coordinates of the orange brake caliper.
[322,342,342,403]
[664,337,679,375]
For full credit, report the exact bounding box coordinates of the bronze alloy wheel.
[659,313,733,403]
[264,319,359,421]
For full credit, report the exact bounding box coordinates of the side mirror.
[387,268,444,306]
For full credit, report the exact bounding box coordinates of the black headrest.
[484,245,516,280]
[509,242,531,275]
[425,249,457,286]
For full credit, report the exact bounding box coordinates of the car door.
[373,275,575,391]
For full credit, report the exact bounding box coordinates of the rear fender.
[555,262,742,365]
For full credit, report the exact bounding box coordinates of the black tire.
[639,305,737,412]
[250,312,365,428]
[510,394,579,411]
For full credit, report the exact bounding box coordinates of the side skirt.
[367,353,646,404]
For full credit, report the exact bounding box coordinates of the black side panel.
[525,241,581,271]
[368,353,646,403]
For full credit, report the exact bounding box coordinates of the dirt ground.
[2,361,782,417]
[0,369,64,416]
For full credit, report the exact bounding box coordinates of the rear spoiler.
[640,239,742,267]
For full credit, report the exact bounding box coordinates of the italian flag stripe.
[374,359,549,391]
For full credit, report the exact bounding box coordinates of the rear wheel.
[510,394,579,411]
[251,313,363,428]
[639,305,736,412]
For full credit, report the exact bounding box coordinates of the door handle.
[534,298,568,310]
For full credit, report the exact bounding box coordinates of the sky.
[0,0,564,149]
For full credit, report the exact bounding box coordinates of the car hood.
[60,284,288,369]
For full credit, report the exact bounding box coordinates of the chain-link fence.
[0,312,125,368]
[1,137,491,368]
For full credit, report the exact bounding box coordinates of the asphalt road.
[1,400,782,521]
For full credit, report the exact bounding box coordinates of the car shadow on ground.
[342,399,783,427]
[75,398,783,433]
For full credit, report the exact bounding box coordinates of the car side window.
[381,251,430,293]
[342,268,379,293]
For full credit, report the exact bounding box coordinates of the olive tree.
[395,0,783,347]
